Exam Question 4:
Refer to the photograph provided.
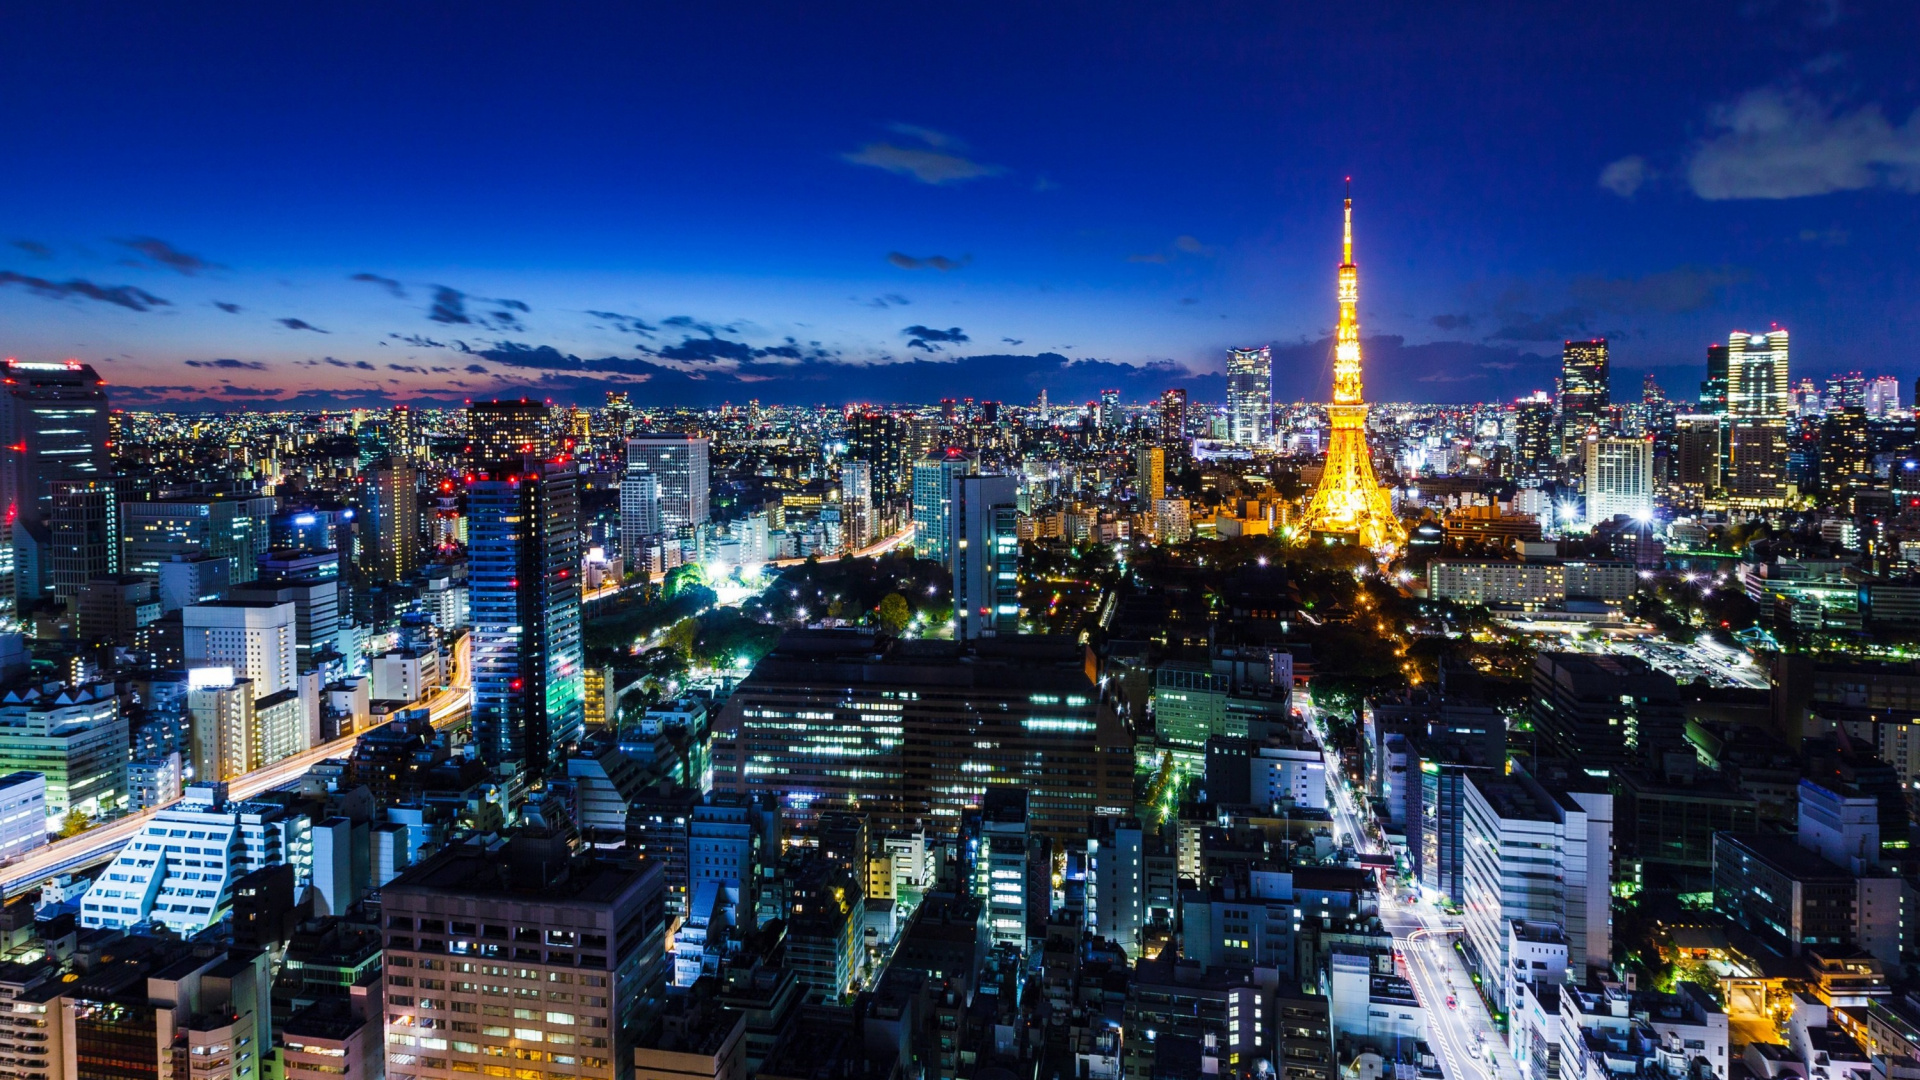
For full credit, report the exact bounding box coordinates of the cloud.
[218,385,281,397]
[1127,252,1169,264]
[322,357,377,371]
[116,237,221,275]
[863,294,910,309]
[278,317,328,333]
[1431,313,1474,330]
[1799,226,1849,245]
[428,286,471,324]
[1599,155,1650,197]
[1417,370,1485,383]
[1567,265,1746,314]
[465,364,489,374]
[1179,298,1198,305]
[1002,337,1024,345]
[0,271,169,311]
[1487,308,1599,342]
[496,299,530,313]
[185,358,268,371]
[1172,235,1213,255]
[842,125,1004,185]
[389,333,451,348]
[350,272,406,298]
[388,364,427,374]
[887,252,968,271]
[588,310,657,337]
[1687,86,1920,199]
[660,315,740,336]
[10,240,50,259]
[903,325,969,352]
[214,301,242,313]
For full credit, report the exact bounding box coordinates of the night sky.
[3,2,1917,410]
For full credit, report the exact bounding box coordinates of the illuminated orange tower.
[1302,189,1405,554]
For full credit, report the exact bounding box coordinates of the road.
[770,523,915,568]
[1304,700,1520,1080]
[0,634,473,900]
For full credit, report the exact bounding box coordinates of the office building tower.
[1088,816,1147,958]
[42,935,274,1080]
[188,667,307,780]
[1136,444,1165,508]
[77,574,159,644]
[49,478,118,603]
[1415,759,1490,906]
[971,787,1031,951]
[1584,436,1654,524]
[951,473,1019,639]
[1559,339,1610,443]
[1513,393,1555,483]
[469,461,584,780]
[605,390,634,439]
[840,460,873,551]
[0,679,127,818]
[82,782,310,933]
[1728,416,1791,508]
[183,600,298,699]
[389,402,417,459]
[1530,652,1683,775]
[618,469,662,566]
[368,457,421,581]
[848,410,908,503]
[1226,346,1273,448]
[381,841,669,1080]
[1700,342,1730,411]
[626,434,709,533]
[1827,370,1866,410]
[1868,375,1901,418]
[1673,416,1723,497]
[1820,407,1872,498]
[714,631,1133,845]
[0,359,110,529]
[1462,765,1613,1009]
[121,496,276,583]
[911,450,970,562]
[0,772,44,864]
[1160,388,1188,446]
[466,398,550,475]
[1727,329,1790,417]
[1713,832,1901,965]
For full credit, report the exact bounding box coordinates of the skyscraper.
[469,461,584,780]
[951,472,1019,639]
[1558,339,1610,444]
[466,398,549,475]
[0,359,110,530]
[1136,445,1165,508]
[1226,346,1273,448]
[912,450,970,561]
[1700,343,1730,412]
[49,478,118,603]
[1673,416,1723,497]
[625,434,709,534]
[1159,388,1188,446]
[1727,329,1790,417]
[618,469,662,566]
[1513,393,1554,484]
[367,458,420,582]
[183,600,299,700]
[1820,407,1872,498]
[848,410,908,503]
[840,459,873,551]
[1584,437,1653,524]
[1303,194,1403,552]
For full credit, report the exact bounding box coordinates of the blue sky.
[1,2,1916,409]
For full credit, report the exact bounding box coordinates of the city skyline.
[2,4,1917,409]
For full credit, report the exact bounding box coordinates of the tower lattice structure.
[1303,193,1405,555]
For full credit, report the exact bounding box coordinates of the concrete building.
[0,679,128,819]
[1530,652,1684,775]
[183,600,298,700]
[0,772,45,863]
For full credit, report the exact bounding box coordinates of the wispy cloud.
[10,240,50,260]
[213,301,242,313]
[0,271,169,311]
[1687,86,1920,199]
[350,272,407,297]
[116,237,222,275]
[903,325,969,352]
[185,358,268,371]
[887,252,969,271]
[843,124,1005,185]
[278,317,328,333]
[1598,155,1650,197]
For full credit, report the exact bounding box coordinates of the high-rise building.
[465,398,549,475]
[121,496,276,583]
[848,410,908,503]
[911,450,970,561]
[1673,416,1724,497]
[380,840,669,1080]
[618,469,662,566]
[1559,339,1610,444]
[1303,196,1403,552]
[469,461,584,780]
[1728,417,1791,508]
[1136,445,1165,508]
[626,434,709,533]
[713,631,1133,844]
[1700,342,1730,411]
[1097,388,1121,430]
[1530,652,1683,775]
[49,477,118,603]
[1462,766,1612,1010]
[368,457,421,582]
[1727,329,1790,417]
[1584,436,1653,524]
[604,390,634,439]
[183,600,299,700]
[1820,407,1872,498]
[1513,393,1555,483]
[840,459,873,551]
[389,403,416,460]
[951,473,1019,639]
[0,679,127,818]
[1160,388,1188,446]
[0,359,110,529]
[1867,375,1901,418]
[1226,346,1273,448]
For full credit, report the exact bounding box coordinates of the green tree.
[57,809,92,839]
[876,593,911,636]
[663,616,699,658]
[664,563,707,600]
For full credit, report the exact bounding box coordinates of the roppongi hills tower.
[1302,192,1405,555]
